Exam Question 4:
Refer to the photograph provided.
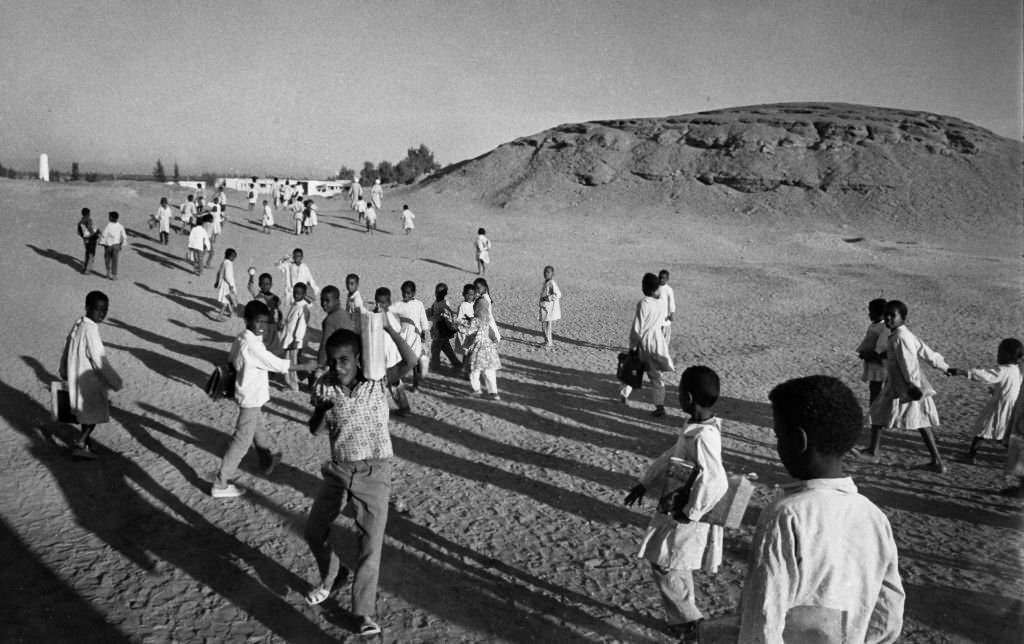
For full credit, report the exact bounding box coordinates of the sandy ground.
[0,178,1020,643]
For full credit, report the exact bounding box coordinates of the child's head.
[224,248,236,260]
[84,290,109,323]
[543,265,554,280]
[160,197,168,206]
[641,272,660,297]
[374,287,391,311]
[345,273,359,294]
[243,300,273,335]
[263,199,268,206]
[187,194,194,202]
[403,204,409,210]
[292,248,304,264]
[868,298,887,321]
[435,282,448,300]
[80,207,90,218]
[658,269,670,285]
[677,366,720,415]
[258,272,273,293]
[997,338,1024,365]
[321,285,340,313]
[768,375,862,480]
[401,280,416,301]
[462,283,477,302]
[292,282,307,303]
[478,227,486,235]
[473,277,489,296]
[883,300,907,329]
[108,211,119,223]
[324,329,362,386]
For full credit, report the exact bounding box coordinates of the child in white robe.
[390,280,431,390]
[538,265,561,348]
[260,200,274,234]
[620,272,674,417]
[280,283,312,391]
[214,249,239,319]
[857,298,889,405]
[401,205,416,234]
[949,338,1023,462]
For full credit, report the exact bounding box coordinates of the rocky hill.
[423,103,1022,242]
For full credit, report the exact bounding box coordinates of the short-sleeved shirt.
[311,373,392,463]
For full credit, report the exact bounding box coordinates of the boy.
[248,272,283,350]
[624,366,727,642]
[303,321,419,636]
[59,290,123,459]
[187,218,211,275]
[355,195,367,222]
[389,280,431,390]
[98,211,127,280]
[280,282,312,391]
[739,375,904,643]
[317,285,346,367]
[77,207,99,274]
[658,270,676,346]
[212,301,301,498]
[277,248,319,299]
[178,194,197,234]
[343,273,364,332]
[248,184,257,211]
[856,298,888,404]
[401,205,415,234]
[261,199,274,234]
[155,197,173,245]
[374,287,411,415]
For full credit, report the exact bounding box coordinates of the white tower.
[38,154,50,182]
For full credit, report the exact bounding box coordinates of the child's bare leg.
[966,436,982,463]
[542,321,554,346]
[919,427,945,471]
[862,425,883,457]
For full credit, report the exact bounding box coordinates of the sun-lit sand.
[0,141,1021,644]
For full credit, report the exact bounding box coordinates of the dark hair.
[868,298,887,317]
[293,282,307,294]
[679,366,720,408]
[403,204,409,209]
[187,194,194,201]
[108,211,119,222]
[375,286,391,300]
[477,227,486,235]
[81,207,90,216]
[659,269,670,279]
[292,248,303,256]
[885,300,908,320]
[641,272,660,296]
[321,285,340,299]
[258,272,272,284]
[85,290,108,309]
[325,328,361,356]
[998,338,1024,365]
[769,376,862,455]
[544,265,554,274]
[401,280,416,294]
[244,300,271,323]
[435,282,448,298]
[346,273,359,284]
[225,248,236,259]
[462,283,476,296]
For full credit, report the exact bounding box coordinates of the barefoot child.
[344,273,364,332]
[98,211,127,280]
[948,338,1023,463]
[302,318,418,636]
[214,248,239,319]
[374,287,412,415]
[624,366,728,642]
[156,197,173,245]
[475,228,491,275]
[740,376,904,643]
[658,269,676,346]
[280,282,312,391]
[59,290,123,459]
[427,283,461,370]
[620,272,674,417]
[468,278,501,399]
[539,265,562,348]
[401,205,415,234]
[856,298,889,404]
[260,199,274,234]
[864,300,951,472]
[365,202,378,234]
[187,219,211,276]
[390,280,431,391]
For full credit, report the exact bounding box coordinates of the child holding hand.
[856,298,888,404]
[948,338,1023,463]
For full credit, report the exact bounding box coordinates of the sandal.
[304,569,349,606]
[356,615,381,636]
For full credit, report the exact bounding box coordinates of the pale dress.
[215,258,237,304]
[475,235,491,264]
[539,279,562,322]
[59,317,122,424]
[468,296,501,371]
[262,204,275,227]
[870,326,949,429]
[967,364,1022,440]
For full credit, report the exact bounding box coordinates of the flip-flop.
[304,570,348,606]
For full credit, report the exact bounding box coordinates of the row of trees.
[339,144,440,186]
[152,160,181,183]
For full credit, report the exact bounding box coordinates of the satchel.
[616,349,644,389]
[657,458,702,521]
[205,364,236,399]
[50,381,77,423]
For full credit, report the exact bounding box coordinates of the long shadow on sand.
[419,257,472,273]
[498,322,618,352]
[25,243,82,273]
[132,283,218,316]
[131,245,193,273]
[903,581,1023,642]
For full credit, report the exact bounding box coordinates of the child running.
[261,199,274,234]
[401,205,415,234]
[302,319,419,636]
[856,298,889,404]
[948,338,1023,463]
[427,283,462,370]
[59,290,123,459]
[214,248,239,319]
[620,272,675,417]
[863,300,952,472]
[739,375,905,643]
[624,366,727,642]
[467,278,501,399]
[475,228,491,275]
[538,265,562,348]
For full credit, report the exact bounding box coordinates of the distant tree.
[153,159,167,182]
[396,144,440,184]
[377,160,397,184]
[51,169,62,182]
[71,161,81,181]
[173,162,180,182]
[360,161,378,186]
[85,172,98,182]
[337,165,355,180]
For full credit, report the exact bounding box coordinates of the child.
[624,366,727,642]
[370,177,383,210]
[178,194,197,234]
[261,199,274,234]
[401,205,415,234]
[156,197,173,245]
[290,197,303,235]
[455,283,477,362]
[349,179,363,212]
[856,298,889,404]
[538,265,562,348]
[658,270,676,346]
[214,248,239,319]
[864,300,951,472]
[344,273,364,332]
[948,338,1023,463]
[302,200,313,235]
[475,228,491,275]
[59,290,123,459]
[277,248,319,298]
[187,218,211,276]
[739,375,905,643]
[467,278,501,399]
[212,300,303,498]
[248,184,257,211]
[281,282,312,391]
[209,202,224,243]
[427,283,461,370]
[306,199,318,233]
[620,272,674,417]
[389,280,431,391]
[202,211,217,269]
[365,202,377,234]
[77,207,99,274]
[98,211,127,280]
[302,320,419,636]
[374,287,412,415]
[248,272,283,350]
[355,195,367,222]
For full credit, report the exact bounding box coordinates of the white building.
[38,154,49,182]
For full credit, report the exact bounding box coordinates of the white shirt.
[660,284,676,319]
[738,477,904,644]
[99,222,127,247]
[390,298,430,355]
[281,299,312,350]
[187,225,211,251]
[230,329,291,408]
[277,259,319,297]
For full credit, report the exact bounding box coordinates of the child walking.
[427,283,461,370]
[856,298,889,404]
[475,228,491,275]
[864,300,952,472]
[260,199,274,234]
[77,207,99,274]
[620,272,675,417]
[624,366,728,642]
[98,211,127,280]
[59,290,123,459]
[156,197,173,245]
[468,278,501,399]
[538,265,561,348]
[247,272,283,350]
[401,205,416,234]
[948,338,1023,463]
[303,319,419,636]
[455,283,477,368]
[389,280,431,391]
[365,202,378,234]
[281,282,313,391]
[740,376,904,643]
[214,248,239,319]
[187,219,211,276]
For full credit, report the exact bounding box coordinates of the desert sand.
[0,104,1021,643]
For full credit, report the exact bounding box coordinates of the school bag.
[616,349,644,389]
[205,363,236,399]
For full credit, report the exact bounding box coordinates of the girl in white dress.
[214,248,239,318]
[475,228,491,275]
[538,265,561,348]
[949,338,1023,462]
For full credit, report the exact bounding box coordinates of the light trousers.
[469,369,498,394]
[619,365,666,406]
[215,406,277,487]
[651,562,703,625]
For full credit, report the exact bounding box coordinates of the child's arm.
[678,430,728,522]
[624,447,672,506]
[308,399,333,436]
[384,314,419,384]
[893,335,924,399]
[737,509,800,642]
[865,524,906,644]
[917,340,950,374]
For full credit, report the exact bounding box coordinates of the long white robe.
[59,317,122,424]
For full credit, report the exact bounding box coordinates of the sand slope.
[0,174,1021,643]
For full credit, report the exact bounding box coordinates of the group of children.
[76,208,127,279]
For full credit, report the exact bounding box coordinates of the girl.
[156,197,173,245]
[949,338,1023,463]
[468,278,501,399]
[620,273,675,417]
[864,300,951,472]
[538,265,562,348]
[280,283,312,391]
[427,283,461,370]
[389,281,431,391]
[475,228,491,275]
[260,199,274,234]
[455,283,477,368]
[365,202,377,234]
[214,248,239,319]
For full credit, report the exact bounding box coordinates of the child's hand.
[623,484,646,507]
[946,368,965,377]
[907,385,924,401]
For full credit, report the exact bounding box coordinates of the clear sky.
[1,0,1020,177]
